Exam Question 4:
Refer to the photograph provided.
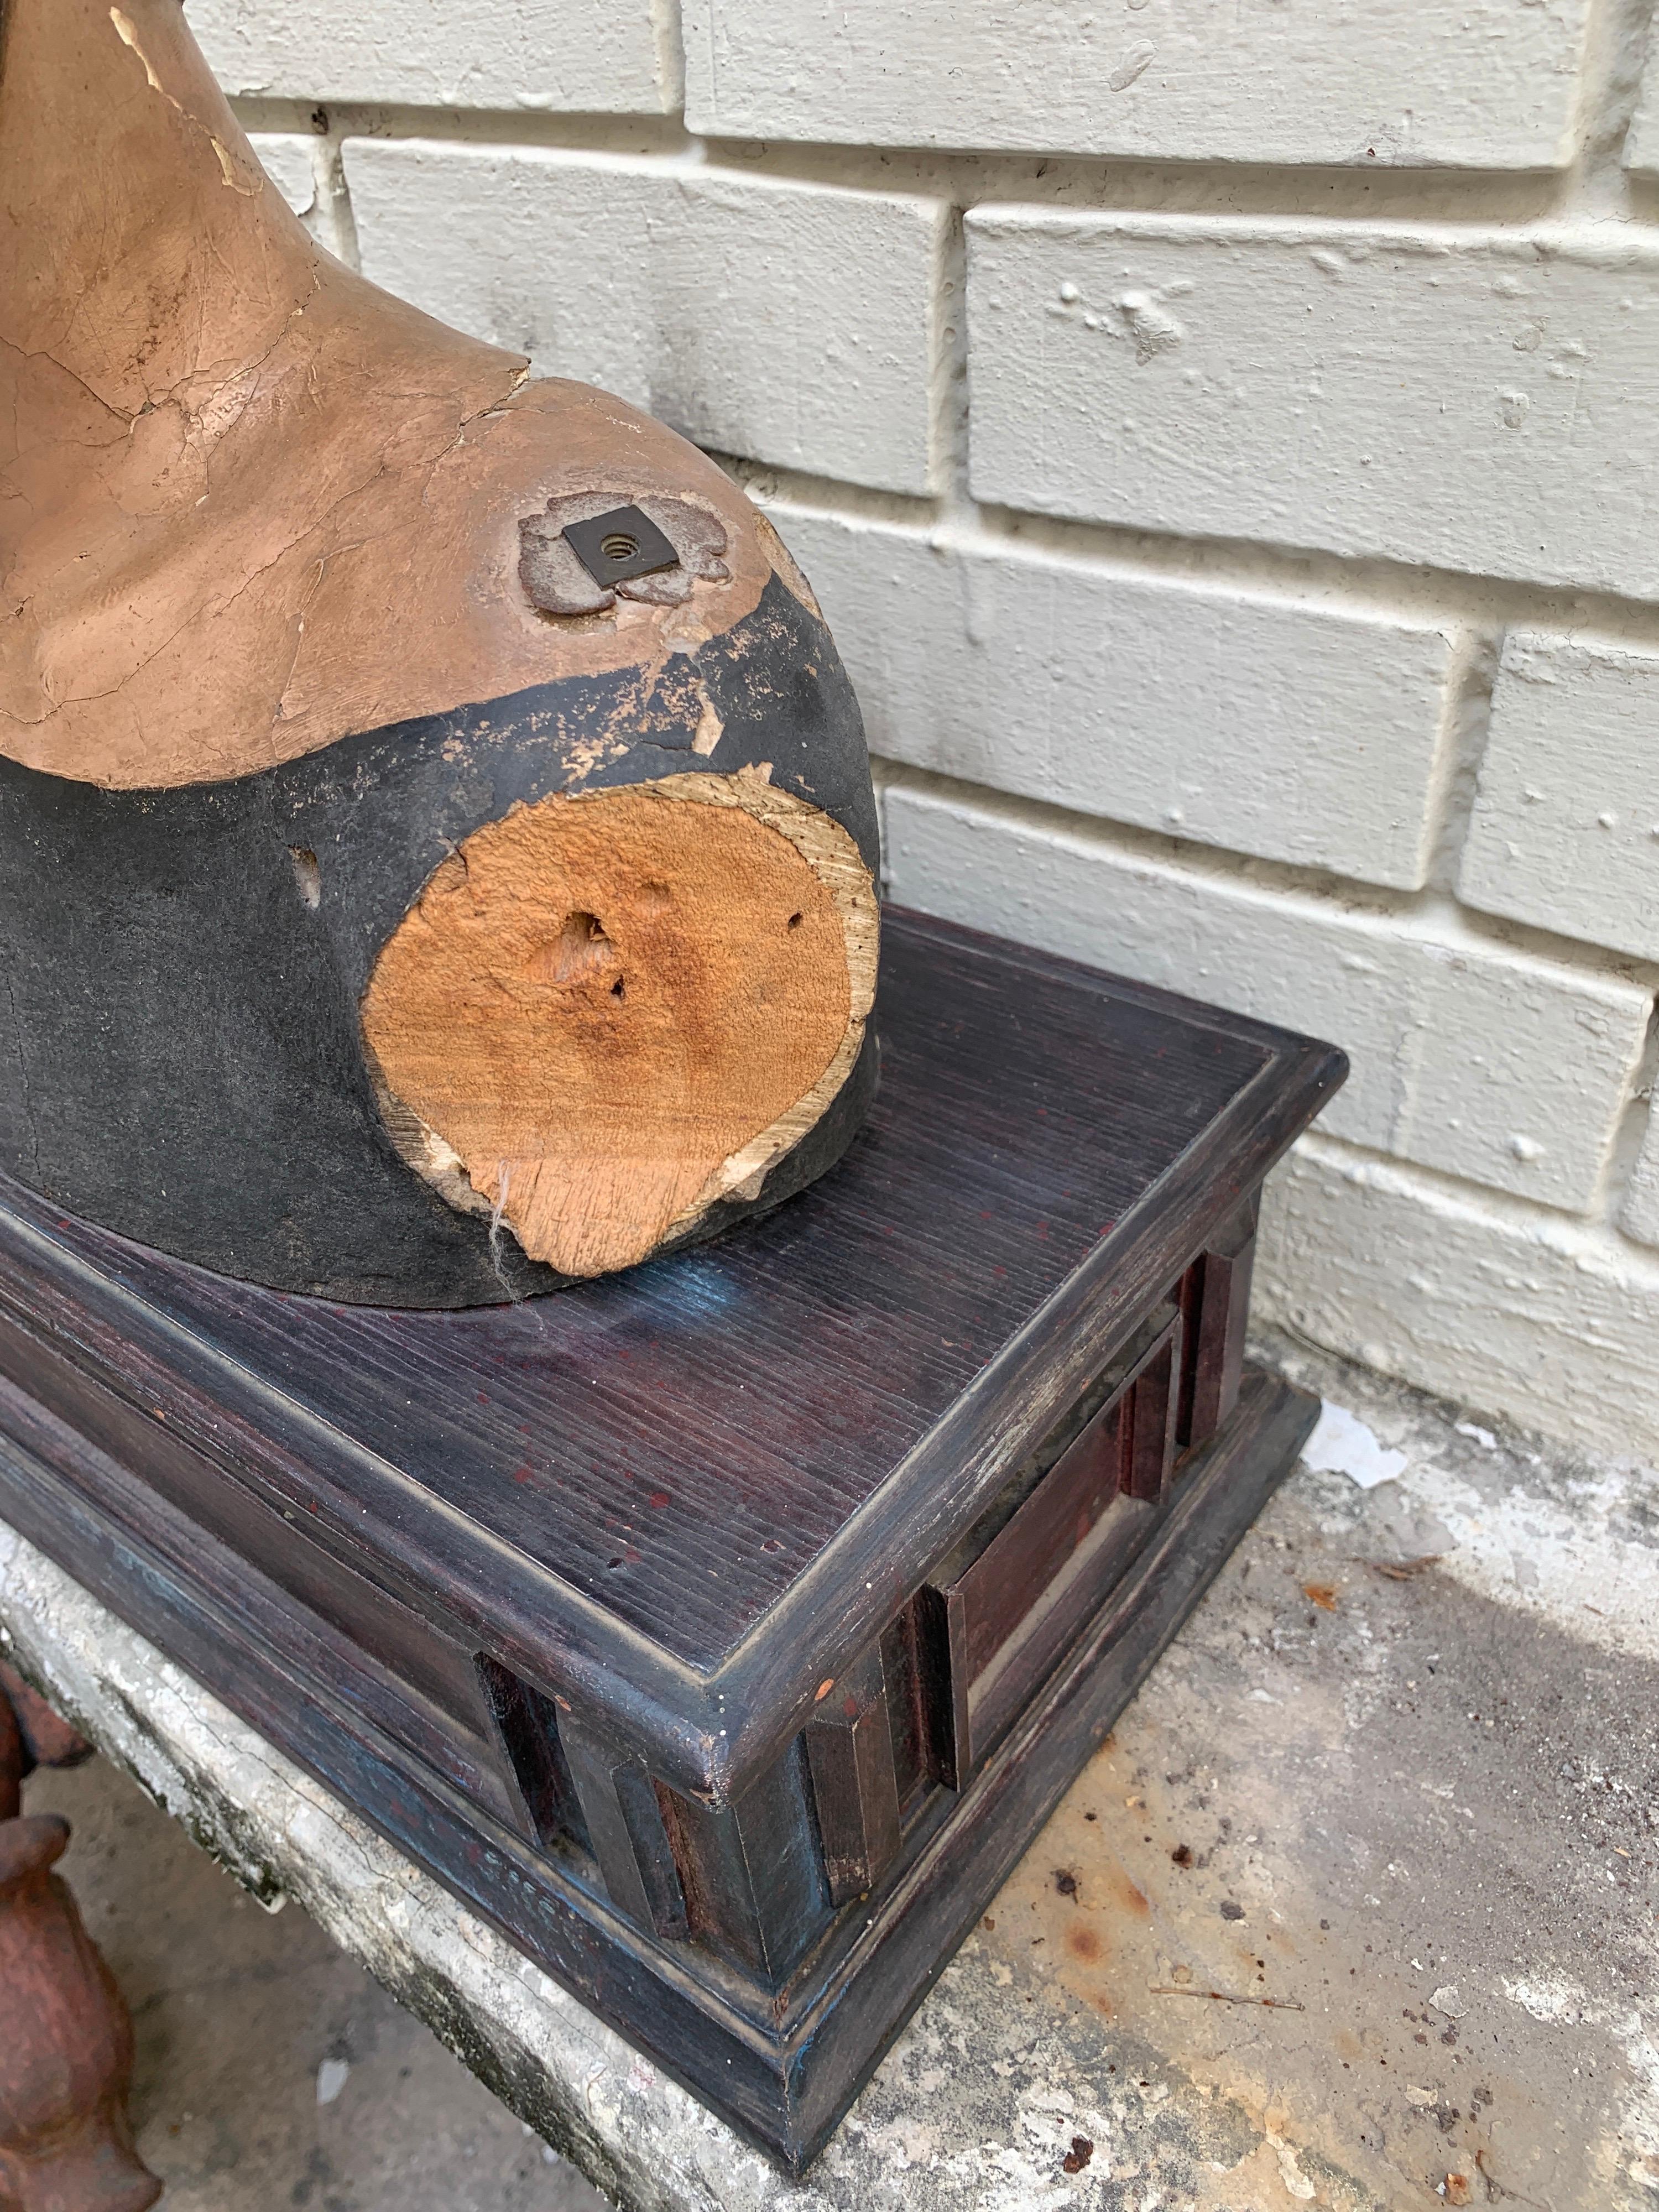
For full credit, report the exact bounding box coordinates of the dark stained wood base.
[0,911,1343,2170]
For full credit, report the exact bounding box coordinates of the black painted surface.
[0,576,877,1305]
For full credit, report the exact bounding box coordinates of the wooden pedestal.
[0,911,1343,2171]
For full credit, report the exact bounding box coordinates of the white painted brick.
[1623,1110,1659,1248]
[1622,39,1659,177]
[343,142,942,495]
[685,0,1587,170]
[249,132,351,260]
[966,214,1659,601]
[190,0,679,114]
[770,504,1453,888]
[881,783,1648,1212]
[1459,633,1659,962]
[249,133,319,223]
[1257,1140,1659,1461]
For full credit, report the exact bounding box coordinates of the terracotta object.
[0,1677,160,2212]
[0,0,879,1303]
[0,1693,19,1827]
[0,1667,94,1781]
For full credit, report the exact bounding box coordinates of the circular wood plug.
[362,772,879,1279]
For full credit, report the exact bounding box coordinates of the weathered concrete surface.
[3,1337,1655,2209]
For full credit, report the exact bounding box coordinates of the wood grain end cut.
[361,772,878,1279]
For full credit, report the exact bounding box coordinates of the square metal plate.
[561,504,680,589]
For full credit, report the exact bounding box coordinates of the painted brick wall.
[202,0,1659,1458]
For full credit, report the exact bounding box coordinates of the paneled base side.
[775,1369,1317,2167]
[0,1371,1314,2172]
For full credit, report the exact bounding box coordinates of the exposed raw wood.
[0,0,784,790]
[362,771,880,1277]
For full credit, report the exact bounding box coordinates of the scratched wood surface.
[0,908,1344,2168]
[5,911,1292,1671]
